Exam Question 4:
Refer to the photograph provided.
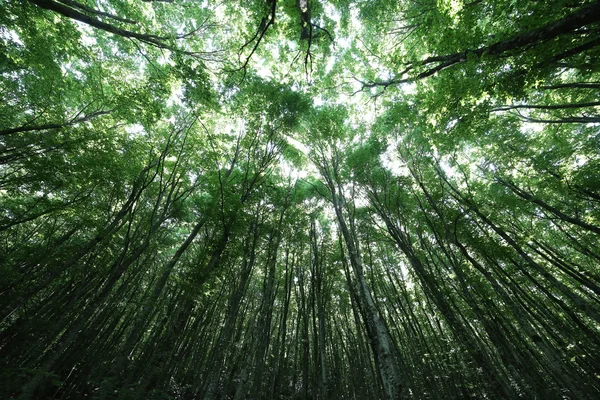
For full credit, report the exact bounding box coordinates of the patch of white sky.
[278,158,310,181]
[213,1,232,21]
[521,121,545,133]
[0,27,24,46]
[81,32,97,46]
[167,85,186,108]
[96,0,121,17]
[286,136,310,156]
[125,124,145,138]
[59,61,86,80]
[353,189,370,208]
[255,55,275,80]
[381,146,410,177]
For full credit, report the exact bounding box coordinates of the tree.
[2,0,600,399]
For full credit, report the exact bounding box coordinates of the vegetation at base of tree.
[1,0,599,398]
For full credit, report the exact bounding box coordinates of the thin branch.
[351,65,412,96]
[128,38,168,77]
[492,101,600,112]
[234,0,277,80]
[356,36,382,61]
[56,0,138,24]
[0,110,113,136]
[539,37,600,67]
[176,16,212,39]
[357,1,600,93]
[29,0,207,57]
[539,82,600,90]
[311,23,334,45]
[304,23,314,77]
[512,111,600,124]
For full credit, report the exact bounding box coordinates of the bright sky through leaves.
[1,1,600,399]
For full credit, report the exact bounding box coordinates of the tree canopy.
[1,0,600,399]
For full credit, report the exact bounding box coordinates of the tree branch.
[0,110,113,136]
[492,101,600,112]
[359,1,600,91]
[514,112,600,124]
[56,0,138,24]
[28,0,207,57]
[539,82,600,90]
[235,0,277,80]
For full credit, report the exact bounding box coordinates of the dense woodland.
[1,0,600,399]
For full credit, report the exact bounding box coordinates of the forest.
[1,0,599,399]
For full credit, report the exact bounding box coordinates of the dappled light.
[1,1,600,399]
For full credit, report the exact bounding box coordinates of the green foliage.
[1,1,600,399]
